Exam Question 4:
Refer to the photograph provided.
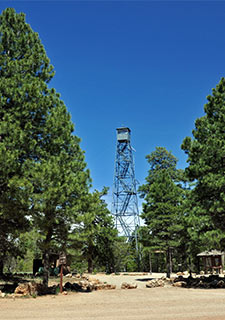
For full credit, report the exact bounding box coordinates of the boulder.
[94,283,116,290]
[64,278,116,292]
[200,270,205,275]
[121,282,137,289]
[146,280,157,288]
[173,281,187,287]
[65,273,72,278]
[14,281,50,296]
[15,283,31,296]
[217,280,225,288]
[146,279,165,288]
[157,279,165,287]
[62,291,68,295]
[81,274,89,281]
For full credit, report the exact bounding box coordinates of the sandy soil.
[1,273,225,320]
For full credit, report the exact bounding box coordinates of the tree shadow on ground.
[135,278,154,282]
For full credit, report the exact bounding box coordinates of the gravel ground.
[1,273,225,320]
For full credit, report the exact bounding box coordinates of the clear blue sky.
[1,1,225,208]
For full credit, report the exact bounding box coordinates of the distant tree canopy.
[181,77,225,249]
[68,187,118,274]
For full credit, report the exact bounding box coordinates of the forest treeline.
[1,8,225,284]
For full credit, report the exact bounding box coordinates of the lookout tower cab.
[116,127,131,142]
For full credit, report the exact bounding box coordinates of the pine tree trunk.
[149,252,152,274]
[189,256,192,277]
[42,227,53,287]
[169,249,172,275]
[156,254,159,272]
[43,251,50,287]
[0,260,4,276]
[88,256,93,273]
[166,248,172,278]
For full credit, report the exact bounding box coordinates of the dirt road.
[1,273,225,320]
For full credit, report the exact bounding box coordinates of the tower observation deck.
[111,127,140,247]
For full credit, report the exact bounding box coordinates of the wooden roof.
[197,250,224,257]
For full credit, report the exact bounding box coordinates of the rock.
[105,284,116,290]
[62,291,68,295]
[217,280,225,288]
[82,274,89,281]
[64,278,116,292]
[173,281,186,287]
[176,275,185,282]
[157,279,165,287]
[64,282,72,290]
[14,281,46,296]
[209,279,219,288]
[168,277,176,283]
[94,283,116,290]
[121,282,137,289]
[200,270,205,275]
[146,280,156,288]
[65,273,72,278]
[146,279,165,288]
[79,280,86,287]
[15,283,30,296]
[88,277,100,283]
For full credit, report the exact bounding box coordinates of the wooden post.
[59,252,67,293]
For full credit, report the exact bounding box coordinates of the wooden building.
[197,250,224,274]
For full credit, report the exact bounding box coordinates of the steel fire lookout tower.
[112,127,140,245]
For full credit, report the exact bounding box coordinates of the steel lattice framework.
[112,127,140,247]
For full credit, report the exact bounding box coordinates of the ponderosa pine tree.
[29,103,90,286]
[181,78,225,249]
[139,147,185,277]
[0,8,90,284]
[0,7,54,273]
